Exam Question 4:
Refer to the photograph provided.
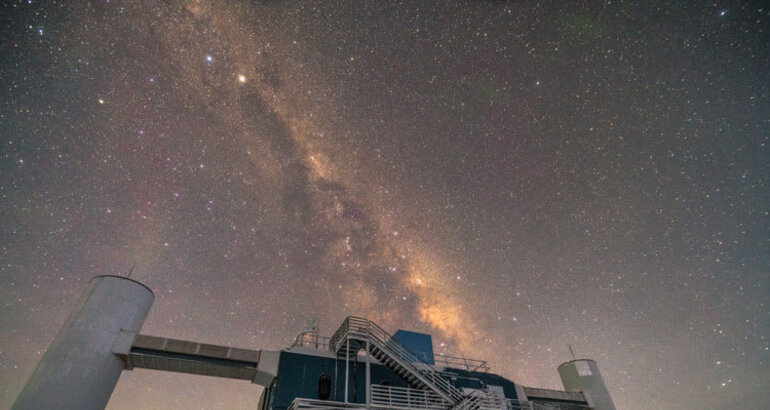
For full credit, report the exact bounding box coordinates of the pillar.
[13,275,154,410]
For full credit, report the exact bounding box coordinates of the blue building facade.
[258,316,594,410]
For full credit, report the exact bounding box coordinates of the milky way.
[2,1,769,409]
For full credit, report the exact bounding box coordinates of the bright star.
[206,54,213,62]
[238,74,246,83]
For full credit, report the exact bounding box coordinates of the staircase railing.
[451,394,482,410]
[370,384,449,410]
[370,321,465,403]
[413,351,490,372]
[454,397,585,410]
[291,332,332,350]
[453,393,547,410]
[329,316,465,404]
[287,398,367,410]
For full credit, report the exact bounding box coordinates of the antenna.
[568,344,576,360]
[127,263,137,279]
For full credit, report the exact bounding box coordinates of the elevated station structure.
[13,276,615,410]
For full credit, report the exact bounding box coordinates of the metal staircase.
[329,316,465,405]
[451,395,483,410]
[450,389,502,410]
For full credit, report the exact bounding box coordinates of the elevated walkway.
[113,333,279,386]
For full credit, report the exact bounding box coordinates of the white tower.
[558,359,616,410]
[13,275,154,410]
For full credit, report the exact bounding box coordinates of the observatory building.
[13,276,615,410]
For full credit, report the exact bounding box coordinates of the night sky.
[2,1,769,409]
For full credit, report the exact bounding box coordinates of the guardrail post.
[344,334,349,403]
[365,337,371,408]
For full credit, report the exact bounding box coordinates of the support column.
[365,338,371,408]
[344,335,350,403]
[13,275,154,410]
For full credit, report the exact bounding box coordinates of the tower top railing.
[412,351,490,372]
[291,318,489,372]
[290,332,332,350]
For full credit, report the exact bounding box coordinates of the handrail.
[452,392,541,410]
[367,319,463,403]
[287,395,577,410]
[453,394,589,410]
[291,333,331,350]
[287,398,366,409]
[526,402,589,410]
[412,351,490,372]
[451,395,480,410]
[370,384,449,410]
[329,316,465,404]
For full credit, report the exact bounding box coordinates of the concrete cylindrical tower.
[13,275,154,410]
[558,359,615,410]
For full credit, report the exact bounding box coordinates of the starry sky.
[1,1,768,409]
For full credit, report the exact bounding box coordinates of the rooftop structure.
[12,276,615,410]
